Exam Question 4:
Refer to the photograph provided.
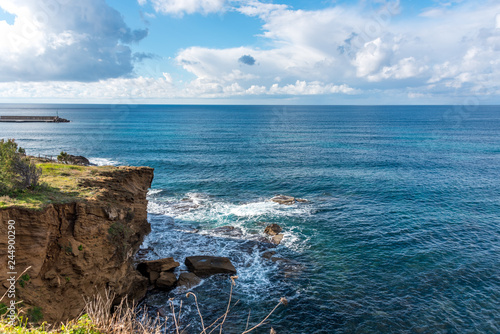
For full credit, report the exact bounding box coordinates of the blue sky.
[0,0,499,104]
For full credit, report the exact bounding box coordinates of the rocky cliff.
[0,166,154,323]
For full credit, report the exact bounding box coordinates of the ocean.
[1,104,499,333]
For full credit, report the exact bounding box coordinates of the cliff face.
[0,166,154,323]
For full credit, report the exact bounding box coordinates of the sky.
[0,0,499,104]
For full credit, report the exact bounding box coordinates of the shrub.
[0,139,18,189]
[12,156,42,190]
[57,151,70,164]
[0,139,41,192]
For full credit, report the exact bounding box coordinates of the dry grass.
[1,273,286,334]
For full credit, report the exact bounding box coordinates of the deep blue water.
[1,104,499,333]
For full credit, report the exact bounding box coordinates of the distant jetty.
[0,116,70,122]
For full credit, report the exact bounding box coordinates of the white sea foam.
[144,191,312,303]
[147,189,163,196]
[88,157,120,166]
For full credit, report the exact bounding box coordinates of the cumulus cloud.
[0,0,147,82]
[173,0,500,100]
[138,0,227,16]
[3,0,500,102]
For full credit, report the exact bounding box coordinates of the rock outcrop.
[0,166,154,323]
[156,272,177,290]
[67,155,91,166]
[185,256,237,276]
[137,257,180,285]
[264,224,282,236]
[271,195,308,205]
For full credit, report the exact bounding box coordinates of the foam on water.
[4,105,497,332]
[143,190,312,306]
[88,157,120,166]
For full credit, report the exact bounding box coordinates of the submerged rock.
[264,224,283,236]
[211,225,243,237]
[262,251,277,260]
[157,307,168,318]
[185,256,237,276]
[176,272,202,290]
[271,257,305,278]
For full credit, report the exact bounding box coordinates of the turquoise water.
[1,105,499,333]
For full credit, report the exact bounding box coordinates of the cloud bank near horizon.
[0,0,500,103]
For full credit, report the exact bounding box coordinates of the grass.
[0,161,117,210]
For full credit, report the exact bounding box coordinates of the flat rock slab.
[271,195,308,205]
[185,256,237,276]
[137,257,180,283]
[271,195,296,205]
[176,272,202,291]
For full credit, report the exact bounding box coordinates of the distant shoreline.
[0,116,70,123]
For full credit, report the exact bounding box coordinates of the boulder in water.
[271,195,308,205]
[137,257,180,284]
[271,195,296,205]
[185,256,237,276]
[176,272,202,290]
[272,234,284,245]
[264,224,282,236]
[156,272,177,290]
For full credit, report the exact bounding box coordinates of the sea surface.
[1,104,499,333]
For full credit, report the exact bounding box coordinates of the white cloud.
[139,0,227,16]
[0,0,147,82]
[162,72,173,84]
[0,77,357,101]
[173,0,500,100]
[3,0,500,102]
[269,81,356,95]
[352,38,391,78]
[368,57,428,81]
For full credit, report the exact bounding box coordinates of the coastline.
[0,163,154,323]
[2,104,499,333]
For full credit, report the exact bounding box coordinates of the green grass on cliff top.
[0,162,116,210]
[0,313,104,334]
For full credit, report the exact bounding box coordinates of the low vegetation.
[0,276,285,334]
[0,141,116,209]
[0,139,41,193]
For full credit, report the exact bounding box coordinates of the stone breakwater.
[0,166,154,323]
